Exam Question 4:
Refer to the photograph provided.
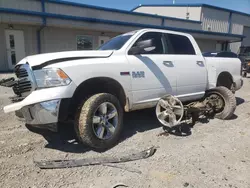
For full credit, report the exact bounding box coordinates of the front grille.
[16,68,28,78]
[13,64,35,97]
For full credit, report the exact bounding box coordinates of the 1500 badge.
[132,71,145,78]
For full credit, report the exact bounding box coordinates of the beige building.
[0,0,248,71]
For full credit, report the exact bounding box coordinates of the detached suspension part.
[156,92,226,129]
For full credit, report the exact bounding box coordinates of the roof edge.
[0,7,245,40]
[47,0,201,24]
[131,3,250,18]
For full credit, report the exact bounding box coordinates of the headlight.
[33,68,71,88]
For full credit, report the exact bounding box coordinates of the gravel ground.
[0,76,250,188]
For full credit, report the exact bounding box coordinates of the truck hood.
[17,50,113,69]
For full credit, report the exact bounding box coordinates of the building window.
[76,35,93,50]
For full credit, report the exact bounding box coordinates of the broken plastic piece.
[34,146,157,169]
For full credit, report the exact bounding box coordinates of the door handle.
[197,61,204,67]
[163,61,173,67]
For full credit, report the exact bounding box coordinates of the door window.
[129,32,164,54]
[8,34,16,65]
[11,51,16,65]
[164,33,196,55]
[9,35,15,49]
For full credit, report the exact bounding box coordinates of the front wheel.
[205,86,236,120]
[75,93,123,150]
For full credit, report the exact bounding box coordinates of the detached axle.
[156,87,236,128]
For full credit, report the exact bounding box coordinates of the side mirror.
[129,39,155,55]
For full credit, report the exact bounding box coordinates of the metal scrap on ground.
[34,146,157,169]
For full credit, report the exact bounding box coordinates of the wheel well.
[216,72,233,90]
[67,77,127,119]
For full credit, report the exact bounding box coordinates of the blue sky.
[66,0,250,14]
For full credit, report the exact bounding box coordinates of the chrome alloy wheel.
[92,102,118,140]
[156,95,184,127]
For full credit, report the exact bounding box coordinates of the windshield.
[98,31,137,50]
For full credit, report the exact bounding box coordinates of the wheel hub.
[92,102,118,140]
[206,93,225,112]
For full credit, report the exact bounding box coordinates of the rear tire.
[206,86,236,120]
[75,93,123,150]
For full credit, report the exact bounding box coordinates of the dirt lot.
[0,75,250,188]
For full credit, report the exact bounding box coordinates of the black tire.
[75,93,123,150]
[206,86,236,120]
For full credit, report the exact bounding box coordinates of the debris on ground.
[34,146,157,169]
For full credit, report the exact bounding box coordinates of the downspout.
[228,12,232,34]
[37,0,46,54]
[161,18,164,26]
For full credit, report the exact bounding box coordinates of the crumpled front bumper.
[4,82,76,113]
[3,82,77,131]
[20,99,61,132]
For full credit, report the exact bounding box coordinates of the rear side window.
[164,34,196,55]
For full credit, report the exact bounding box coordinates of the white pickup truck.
[3,29,243,150]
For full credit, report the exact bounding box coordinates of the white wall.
[0,0,41,11]
[134,6,202,21]
[46,3,162,26]
[163,19,202,30]
[196,39,217,52]
[201,7,230,33]
[46,18,139,33]
[0,13,42,25]
[229,42,241,53]
[41,27,119,53]
[231,14,250,28]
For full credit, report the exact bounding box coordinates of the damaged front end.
[2,63,76,133]
[0,64,36,103]
[0,64,37,118]
[0,77,16,87]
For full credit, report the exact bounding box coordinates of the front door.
[126,31,177,105]
[98,36,110,47]
[5,30,25,70]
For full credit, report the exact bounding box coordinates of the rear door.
[164,33,207,100]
